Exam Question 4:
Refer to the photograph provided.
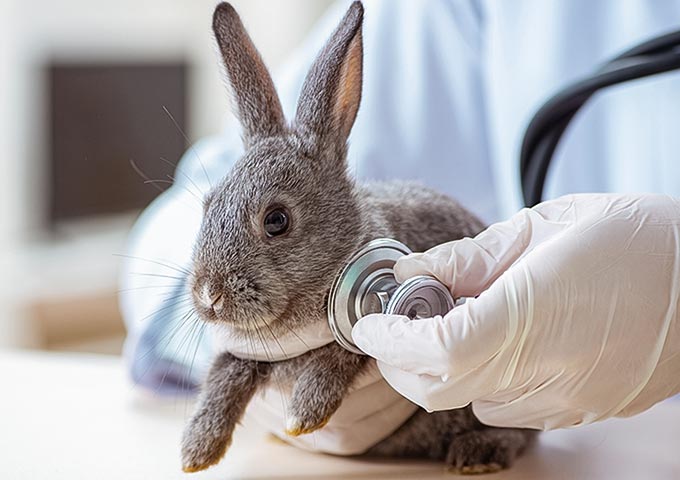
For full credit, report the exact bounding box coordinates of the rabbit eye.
[264,207,289,237]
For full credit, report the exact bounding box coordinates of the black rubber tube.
[520,30,680,207]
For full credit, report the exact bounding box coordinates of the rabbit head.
[191,2,366,338]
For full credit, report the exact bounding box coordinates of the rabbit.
[181,1,537,474]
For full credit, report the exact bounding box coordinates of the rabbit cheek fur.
[181,1,537,474]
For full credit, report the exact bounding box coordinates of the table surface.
[1,350,679,480]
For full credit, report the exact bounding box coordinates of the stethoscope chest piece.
[328,238,455,354]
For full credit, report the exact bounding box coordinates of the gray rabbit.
[182,1,536,474]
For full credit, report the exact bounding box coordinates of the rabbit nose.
[199,284,226,312]
[210,293,225,312]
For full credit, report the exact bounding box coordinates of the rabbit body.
[183,177,536,473]
[181,1,536,474]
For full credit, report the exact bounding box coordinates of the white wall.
[0,0,333,243]
[0,0,334,347]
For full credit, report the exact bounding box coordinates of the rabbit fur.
[182,1,536,474]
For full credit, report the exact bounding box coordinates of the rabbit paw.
[285,383,338,436]
[181,410,234,473]
[284,413,331,437]
[445,429,526,475]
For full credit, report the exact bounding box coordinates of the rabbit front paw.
[284,345,366,437]
[284,391,337,437]
[181,409,235,473]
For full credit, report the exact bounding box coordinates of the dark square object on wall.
[48,62,188,225]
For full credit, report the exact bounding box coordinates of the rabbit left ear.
[213,3,286,148]
[294,1,364,146]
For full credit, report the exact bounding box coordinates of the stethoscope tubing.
[520,30,680,207]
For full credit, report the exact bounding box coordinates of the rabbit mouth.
[191,290,277,330]
[219,296,291,333]
[238,312,279,331]
[245,294,324,338]
[205,302,280,330]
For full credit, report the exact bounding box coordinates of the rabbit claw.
[285,414,331,437]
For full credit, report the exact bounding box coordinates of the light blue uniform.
[120,0,680,393]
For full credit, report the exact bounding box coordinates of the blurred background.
[0,0,334,354]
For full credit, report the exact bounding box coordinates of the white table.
[1,350,679,479]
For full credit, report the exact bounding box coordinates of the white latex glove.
[352,193,680,430]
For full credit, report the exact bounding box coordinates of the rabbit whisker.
[128,271,186,281]
[113,253,193,276]
[263,322,288,360]
[155,311,202,395]
[183,315,207,415]
[144,179,173,187]
[135,301,196,365]
[116,284,181,293]
[249,318,289,421]
[130,305,199,395]
[162,105,212,189]
[130,158,166,194]
[276,319,311,352]
[158,156,205,201]
[130,157,203,210]
[164,174,204,205]
[176,310,203,393]
[135,295,192,326]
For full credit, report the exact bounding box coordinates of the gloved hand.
[352,194,680,430]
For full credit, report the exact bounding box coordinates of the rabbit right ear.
[294,1,364,149]
[213,3,285,148]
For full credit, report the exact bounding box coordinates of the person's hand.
[352,194,680,430]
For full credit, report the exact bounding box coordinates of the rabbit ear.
[294,1,363,146]
[213,3,285,147]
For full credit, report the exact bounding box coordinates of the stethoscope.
[328,29,680,354]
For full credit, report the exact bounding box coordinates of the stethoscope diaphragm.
[327,238,456,354]
[385,275,455,319]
